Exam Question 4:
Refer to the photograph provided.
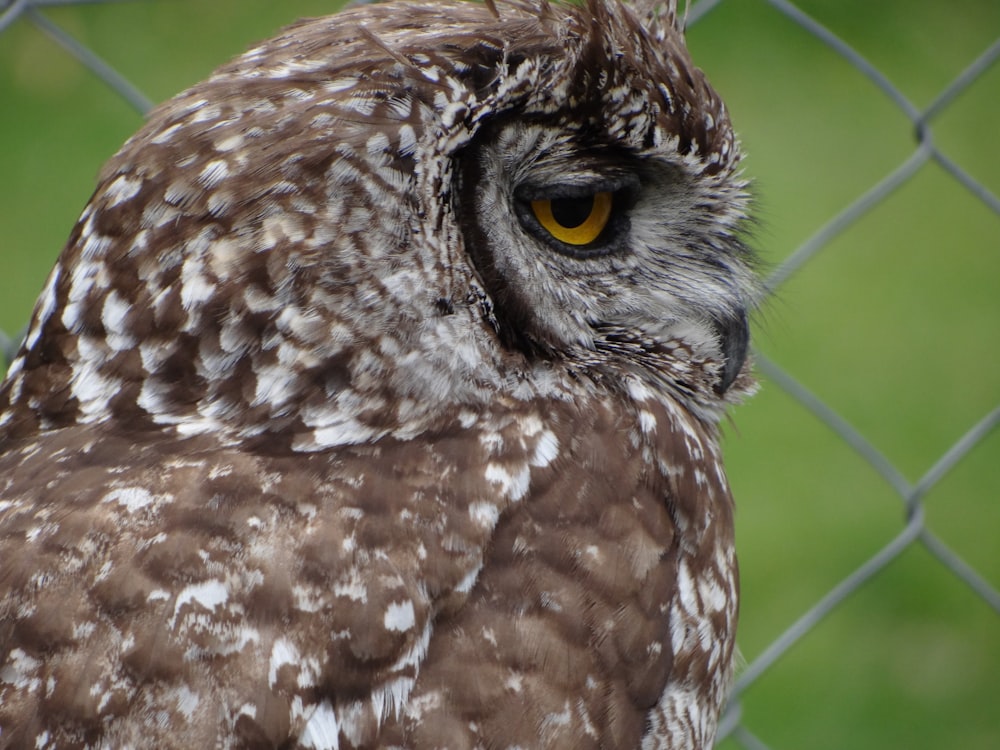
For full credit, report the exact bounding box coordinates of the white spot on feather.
[25,267,60,350]
[0,649,41,691]
[102,486,157,513]
[398,124,417,155]
[101,289,132,340]
[372,676,415,726]
[300,701,340,750]
[150,122,183,144]
[175,685,200,720]
[269,637,301,688]
[180,258,215,310]
[384,600,415,632]
[468,502,499,528]
[366,132,390,155]
[484,462,530,501]
[454,563,482,594]
[173,579,228,623]
[540,700,572,731]
[104,174,143,206]
[214,133,245,152]
[531,429,559,467]
[333,569,367,603]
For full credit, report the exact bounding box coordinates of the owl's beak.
[712,309,749,395]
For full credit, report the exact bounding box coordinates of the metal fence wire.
[1,1,998,748]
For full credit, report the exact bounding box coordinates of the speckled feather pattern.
[0,1,757,748]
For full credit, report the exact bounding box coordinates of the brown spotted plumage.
[0,1,758,747]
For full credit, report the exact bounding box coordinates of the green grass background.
[1,1,997,747]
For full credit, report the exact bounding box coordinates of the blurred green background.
[0,1,997,748]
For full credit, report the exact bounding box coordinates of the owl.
[0,0,758,748]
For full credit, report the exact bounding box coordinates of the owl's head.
[1,0,758,445]
[451,0,757,397]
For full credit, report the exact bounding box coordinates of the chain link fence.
[685,2,1000,748]
[1,1,998,748]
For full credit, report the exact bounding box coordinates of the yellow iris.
[530,191,613,246]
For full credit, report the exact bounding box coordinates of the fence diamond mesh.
[1,1,998,748]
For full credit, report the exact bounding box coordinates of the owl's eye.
[530,192,613,246]
[515,176,637,259]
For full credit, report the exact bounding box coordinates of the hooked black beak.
[712,309,749,395]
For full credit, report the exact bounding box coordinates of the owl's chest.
[366,395,717,748]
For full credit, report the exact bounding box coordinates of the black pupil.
[550,196,596,228]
